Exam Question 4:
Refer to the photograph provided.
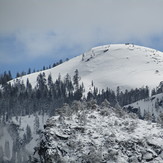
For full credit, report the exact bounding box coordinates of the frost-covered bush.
[100,108,110,116]
[158,112,163,128]
[101,99,111,108]
[86,99,97,110]
[77,110,87,125]
[107,149,119,161]
[80,150,102,163]
[128,121,137,133]
[71,100,83,113]
[123,120,129,126]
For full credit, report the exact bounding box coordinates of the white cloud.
[0,0,163,61]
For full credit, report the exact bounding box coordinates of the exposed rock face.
[33,101,163,163]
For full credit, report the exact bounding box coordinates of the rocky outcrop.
[33,101,163,163]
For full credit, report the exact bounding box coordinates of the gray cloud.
[0,0,163,62]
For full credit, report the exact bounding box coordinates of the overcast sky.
[0,0,163,76]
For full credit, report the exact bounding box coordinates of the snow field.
[10,44,163,93]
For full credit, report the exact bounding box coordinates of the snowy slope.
[0,114,49,162]
[33,101,163,163]
[11,44,163,92]
[125,93,163,120]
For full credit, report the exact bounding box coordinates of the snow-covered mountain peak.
[84,43,161,62]
[11,44,163,92]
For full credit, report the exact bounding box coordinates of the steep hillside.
[125,93,163,120]
[11,44,163,92]
[33,101,163,163]
[0,114,48,162]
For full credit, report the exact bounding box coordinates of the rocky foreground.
[33,100,163,163]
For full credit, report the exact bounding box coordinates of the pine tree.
[5,140,10,159]
[151,88,156,96]
[116,86,120,102]
[26,125,32,143]
[64,73,74,96]
[82,54,85,61]
[48,74,53,87]
[34,114,40,134]
[59,59,63,64]
[73,69,80,91]
[36,73,47,98]
[8,71,12,81]
[16,72,20,78]
[26,78,32,95]
[28,68,31,74]
[23,133,27,144]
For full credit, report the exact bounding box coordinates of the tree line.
[87,85,149,107]
[0,58,69,80]
[0,69,151,123]
[0,70,84,121]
